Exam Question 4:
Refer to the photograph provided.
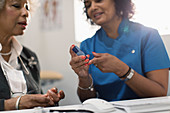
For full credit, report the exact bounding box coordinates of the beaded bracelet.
[78,76,94,91]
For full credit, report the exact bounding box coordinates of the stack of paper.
[111,96,170,113]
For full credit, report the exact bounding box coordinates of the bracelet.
[78,77,94,91]
[119,67,131,78]
[15,95,23,110]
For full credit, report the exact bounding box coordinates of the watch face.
[128,69,134,79]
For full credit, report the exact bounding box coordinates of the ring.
[95,64,98,67]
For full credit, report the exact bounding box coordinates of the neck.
[0,34,13,53]
[102,17,122,39]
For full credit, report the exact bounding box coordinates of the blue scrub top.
[80,19,170,101]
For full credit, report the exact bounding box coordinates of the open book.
[47,98,116,113]
[44,96,170,113]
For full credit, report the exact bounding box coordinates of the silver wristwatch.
[124,68,134,81]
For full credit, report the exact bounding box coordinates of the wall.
[161,35,170,96]
[17,0,81,105]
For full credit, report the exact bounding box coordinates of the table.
[1,96,170,113]
[40,70,63,80]
[40,70,63,88]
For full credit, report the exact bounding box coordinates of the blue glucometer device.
[72,45,85,56]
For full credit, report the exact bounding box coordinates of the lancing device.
[72,45,90,64]
[72,45,85,56]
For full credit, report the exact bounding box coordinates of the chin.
[93,20,104,26]
[14,32,24,36]
[13,28,26,36]
[95,22,103,26]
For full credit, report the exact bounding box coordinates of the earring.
[120,11,123,16]
[90,19,94,25]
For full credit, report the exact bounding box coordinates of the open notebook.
[40,96,170,113]
[46,98,116,113]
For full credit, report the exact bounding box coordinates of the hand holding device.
[72,45,86,56]
[72,45,90,67]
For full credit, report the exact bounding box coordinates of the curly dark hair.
[83,0,135,24]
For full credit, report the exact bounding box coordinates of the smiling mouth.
[94,12,103,18]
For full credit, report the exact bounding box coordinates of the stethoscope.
[19,55,37,75]
[0,43,37,76]
[0,43,39,96]
[18,50,37,75]
[18,56,30,75]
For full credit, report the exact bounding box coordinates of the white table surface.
[1,96,170,113]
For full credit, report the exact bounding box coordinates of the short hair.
[83,0,135,24]
[0,0,5,10]
[0,0,39,12]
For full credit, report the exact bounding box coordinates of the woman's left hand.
[45,87,65,104]
[89,52,129,76]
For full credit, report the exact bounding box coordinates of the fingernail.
[72,44,75,47]
[43,94,48,97]
[53,87,57,92]
[49,90,54,94]
[85,59,89,62]
[81,56,86,60]
[88,62,91,65]
[86,54,90,58]
[85,64,88,66]
[92,52,96,54]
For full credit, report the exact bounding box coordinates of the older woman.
[70,0,170,102]
[0,0,64,111]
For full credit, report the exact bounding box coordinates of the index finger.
[88,56,103,65]
[50,87,58,93]
[58,90,65,99]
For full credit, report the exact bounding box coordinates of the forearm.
[125,70,168,97]
[0,99,15,111]
[4,98,16,111]
[77,75,96,102]
[78,88,96,102]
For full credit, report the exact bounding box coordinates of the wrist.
[78,81,94,91]
[119,66,131,79]
[15,95,23,110]
[115,64,129,77]
[78,75,94,91]
[119,67,135,81]
[78,74,91,82]
[124,68,135,81]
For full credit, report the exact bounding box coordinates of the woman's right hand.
[5,94,54,110]
[69,45,90,78]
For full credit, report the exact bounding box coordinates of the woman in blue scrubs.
[69,0,170,102]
